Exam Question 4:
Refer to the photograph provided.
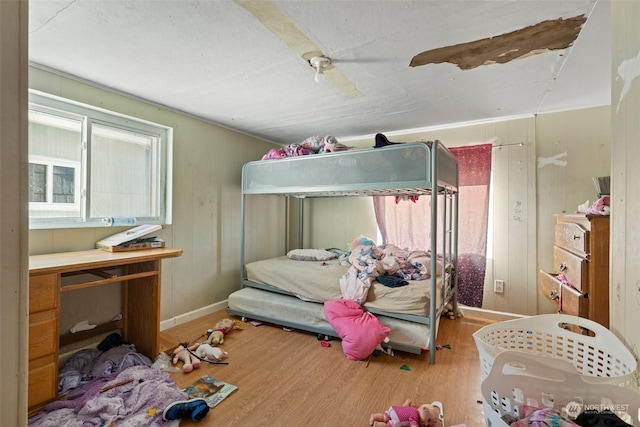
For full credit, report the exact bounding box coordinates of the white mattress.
[245,256,442,316]
[228,287,436,352]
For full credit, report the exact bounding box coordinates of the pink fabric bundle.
[587,195,610,215]
[324,299,390,361]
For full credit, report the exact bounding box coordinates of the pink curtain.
[374,143,492,307]
[449,144,492,307]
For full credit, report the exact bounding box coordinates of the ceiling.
[28,0,610,145]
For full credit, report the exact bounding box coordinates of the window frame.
[28,155,81,211]
[28,90,173,229]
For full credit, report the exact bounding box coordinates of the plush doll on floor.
[441,302,464,320]
[206,318,237,345]
[192,343,228,362]
[171,344,200,373]
[370,399,443,427]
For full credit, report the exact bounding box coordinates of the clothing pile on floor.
[28,363,188,426]
[57,345,153,397]
[28,337,194,426]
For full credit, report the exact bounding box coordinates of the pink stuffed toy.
[370,399,442,427]
[171,344,200,373]
[587,195,611,215]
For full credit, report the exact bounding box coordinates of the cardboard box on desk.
[96,224,164,252]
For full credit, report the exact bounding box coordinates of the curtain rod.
[492,142,524,149]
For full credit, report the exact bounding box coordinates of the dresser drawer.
[553,246,588,292]
[539,270,588,317]
[555,221,589,256]
[28,354,58,409]
[29,273,58,314]
[29,310,58,361]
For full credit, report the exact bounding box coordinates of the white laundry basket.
[473,314,637,386]
[482,351,640,427]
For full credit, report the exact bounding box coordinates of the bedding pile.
[58,346,153,397]
[29,345,188,426]
[260,135,353,160]
[339,243,442,304]
[245,252,443,316]
[28,365,187,426]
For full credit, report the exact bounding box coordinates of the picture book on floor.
[182,375,238,408]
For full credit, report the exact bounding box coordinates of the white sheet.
[245,256,442,316]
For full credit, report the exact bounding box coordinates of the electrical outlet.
[494,279,505,293]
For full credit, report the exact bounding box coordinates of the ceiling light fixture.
[309,56,331,84]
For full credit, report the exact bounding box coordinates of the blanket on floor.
[58,346,154,397]
[28,365,187,426]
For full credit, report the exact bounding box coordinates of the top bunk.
[242,140,459,197]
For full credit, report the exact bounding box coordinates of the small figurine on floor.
[370,399,443,427]
[171,344,200,373]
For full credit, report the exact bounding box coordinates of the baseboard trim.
[460,306,525,322]
[160,301,525,330]
[160,300,228,331]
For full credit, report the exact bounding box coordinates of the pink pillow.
[324,299,391,361]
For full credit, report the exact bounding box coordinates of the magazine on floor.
[182,375,238,408]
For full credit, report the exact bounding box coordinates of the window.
[29,156,80,211]
[28,91,172,229]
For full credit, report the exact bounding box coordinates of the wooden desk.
[28,248,182,413]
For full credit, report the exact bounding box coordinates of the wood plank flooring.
[160,310,494,426]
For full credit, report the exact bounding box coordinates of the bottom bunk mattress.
[245,256,444,316]
[227,287,438,354]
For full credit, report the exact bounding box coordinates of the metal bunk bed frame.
[231,140,459,364]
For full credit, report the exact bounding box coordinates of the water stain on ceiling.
[410,15,587,70]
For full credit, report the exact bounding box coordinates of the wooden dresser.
[28,248,182,414]
[539,214,610,327]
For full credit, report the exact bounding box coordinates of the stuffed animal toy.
[350,235,376,250]
[206,318,236,345]
[171,344,200,373]
[441,302,464,320]
[370,399,443,427]
[192,343,228,362]
[587,195,611,215]
[321,135,352,153]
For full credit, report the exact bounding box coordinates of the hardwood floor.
[160,310,494,426]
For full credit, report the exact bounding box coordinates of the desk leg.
[122,260,161,359]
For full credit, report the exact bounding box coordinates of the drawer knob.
[573,235,581,240]
[559,262,568,272]
[549,290,559,300]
